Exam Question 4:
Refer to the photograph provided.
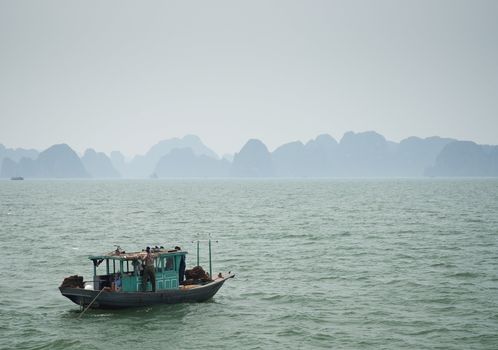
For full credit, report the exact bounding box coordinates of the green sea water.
[0,179,497,349]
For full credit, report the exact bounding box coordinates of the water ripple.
[1,179,497,349]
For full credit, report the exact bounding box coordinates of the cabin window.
[156,257,163,272]
[111,260,124,274]
[165,257,174,271]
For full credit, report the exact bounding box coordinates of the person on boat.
[113,273,122,291]
[142,246,156,292]
[132,259,142,276]
[175,246,186,283]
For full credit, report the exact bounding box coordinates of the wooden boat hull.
[59,274,234,309]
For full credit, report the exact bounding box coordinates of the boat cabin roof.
[89,248,187,261]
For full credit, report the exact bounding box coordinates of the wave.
[449,272,481,278]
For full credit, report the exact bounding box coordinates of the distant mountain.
[271,132,459,177]
[337,131,391,176]
[222,153,234,162]
[272,135,339,177]
[304,134,340,176]
[426,141,498,177]
[154,148,230,177]
[273,141,308,177]
[273,131,390,177]
[126,135,219,178]
[110,151,127,176]
[0,157,18,178]
[82,149,120,178]
[231,139,274,177]
[149,135,218,159]
[16,157,38,177]
[0,144,39,176]
[0,144,39,162]
[393,136,455,176]
[36,144,89,178]
[2,132,497,178]
[1,144,89,178]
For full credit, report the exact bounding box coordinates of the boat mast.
[197,240,200,266]
[209,238,212,279]
[193,237,216,278]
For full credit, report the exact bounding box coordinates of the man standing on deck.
[142,246,156,292]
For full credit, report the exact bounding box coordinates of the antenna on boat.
[191,234,218,279]
[197,239,200,267]
[191,233,201,266]
[208,233,212,279]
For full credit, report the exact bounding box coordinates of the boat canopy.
[88,247,187,262]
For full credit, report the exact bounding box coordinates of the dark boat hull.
[60,275,233,309]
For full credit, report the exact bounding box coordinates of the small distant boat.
[10,176,24,180]
[59,242,234,309]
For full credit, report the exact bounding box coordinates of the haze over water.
[1,179,498,349]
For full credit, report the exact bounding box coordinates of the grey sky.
[1,0,497,157]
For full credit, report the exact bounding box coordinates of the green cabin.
[89,249,187,292]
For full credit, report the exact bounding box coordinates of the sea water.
[0,179,497,349]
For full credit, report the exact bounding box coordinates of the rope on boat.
[78,288,106,319]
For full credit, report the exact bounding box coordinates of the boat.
[59,242,234,309]
[10,176,24,180]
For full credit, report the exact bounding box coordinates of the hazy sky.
[1,0,497,157]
